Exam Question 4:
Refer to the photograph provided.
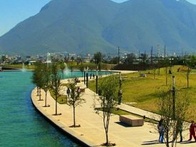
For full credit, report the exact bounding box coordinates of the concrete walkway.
[31,78,195,147]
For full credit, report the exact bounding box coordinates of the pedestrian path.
[118,103,160,121]
[31,79,195,147]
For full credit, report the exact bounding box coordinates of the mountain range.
[0,0,196,56]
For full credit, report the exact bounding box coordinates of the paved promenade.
[31,77,196,147]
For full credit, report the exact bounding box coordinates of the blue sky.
[0,0,196,37]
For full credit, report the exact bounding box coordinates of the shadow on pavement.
[180,140,196,144]
[141,140,160,145]
[142,140,196,145]
[115,122,131,127]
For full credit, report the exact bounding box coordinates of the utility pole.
[118,46,120,64]
[151,46,153,65]
[84,68,86,84]
[164,45,166,58]
[96,66,98,94]
[172,75,176,120]
[118,72,122,105]
[86,71,89,88]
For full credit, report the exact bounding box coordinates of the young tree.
[157,87,190,147]
[50,63,61,115]
[98,75,119,146]
[184,57,192,88]
[186,67,191,88]
[41,63,51,107]
[67,83,85,127]
[32,62,45,101]
[32,62,52,106]
[164,58,170,86]
[124,53,136,64]
[93,52,103,70]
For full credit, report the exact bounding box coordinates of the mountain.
[0,0,196,55]
[103,0,196,53]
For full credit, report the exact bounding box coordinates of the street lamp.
[172,75,175,120]
[86,67,89,88]
[118,72,122,105]
[119,72,122,89]
[84,67,86,84]
[96,66,98,94]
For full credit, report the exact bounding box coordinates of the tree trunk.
[36,87,39,96]
[39,88,42,101]
[45,90,47,107]
[105,128,109,145]
[55,95,57,115]
[73,105,76,127]
[103,112,110,145]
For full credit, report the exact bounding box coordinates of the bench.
[80,87,85,92]
[119,115,144,127]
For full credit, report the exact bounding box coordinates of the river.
[0,71,81,147]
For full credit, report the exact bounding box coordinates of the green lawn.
[89,65,196,121]
[49,89,67,104]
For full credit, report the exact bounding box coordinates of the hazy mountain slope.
[0,0,196,55]
[103,0,196,53]
[0,0,119,55]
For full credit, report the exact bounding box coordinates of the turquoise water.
[0,71,81,147]
[62,70,113,79]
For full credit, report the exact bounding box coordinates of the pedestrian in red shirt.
[188,121,196,141]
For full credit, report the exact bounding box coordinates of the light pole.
[84,67,86,84]
[96,66,98,94]
[119,72,122,89]
[118,72,122,105]
[118,46,120,64]
[86,67,89,88]
[172,75,175,120]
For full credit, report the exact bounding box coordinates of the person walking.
[66,87,70,98]
[188,121,196,141]
[173,119,183,142]
[158,118,165,143]
[177,120,183,142]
